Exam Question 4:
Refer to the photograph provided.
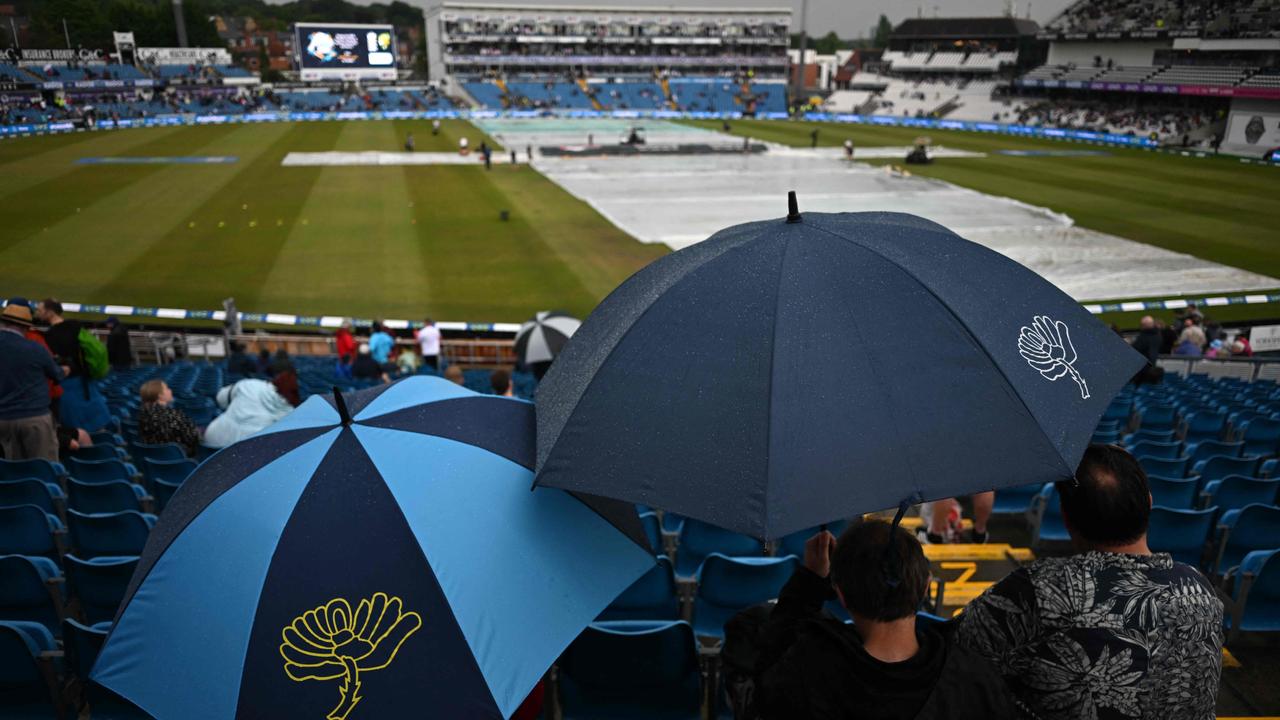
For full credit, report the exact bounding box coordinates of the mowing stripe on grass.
[92,122,345,311]
[254,120,428,317]
[481,164,667,302]
[0,124,288,303]
[0,124,245,255]
[0,127,195,198]
[402,162,603,321]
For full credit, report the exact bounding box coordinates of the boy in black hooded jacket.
[753,520,1017,720]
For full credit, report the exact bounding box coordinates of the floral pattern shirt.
[137,403,200,455]
[954,552,1223,720]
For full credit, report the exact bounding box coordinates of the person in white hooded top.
[202,379,294,448]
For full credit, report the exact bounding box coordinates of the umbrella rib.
[762,230,794,539]
[804,221,1076,479]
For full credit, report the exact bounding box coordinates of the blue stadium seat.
[558,620,701,720]
[1183,410,1228,443]
[674,518,764,578]
[0,556,64,636]
[71,444,127,462]
[661,512,685,535]
[1201,476,1280,514]
[638,512,663,556]
[0,479,64,515]
[66,457,139,485]
[66,479,149,515]
[1193,455,1261,488]
[66,510,155,558]
[1137,404,1179,432]
[61,617,148,717]
[1214,504,1280,575]
[128,441,186,463]
[777,520,849,559]
[0,458,66,484]
[1263,459,1280,478]
[64,555,138,625]
[1126,428,1177,444]
[1140,455,1192,479]
[1225,549,1280,637]
[140,457,197,488]
[1187,439,1244,464]
[0,621,63,717]
[598,556,680,622]
[1148,476,1199,509]
[1147,506,1217,567]
[151,478,183,513]
[89,431,126,447]
[1091,429,1120,445]
[693,554,798,640]
[992,482,1047,515]
[1129,440,1182,459]
[0,505,63,562]
[1102,399,1133,425]
[1031,484,1069,546]
[1238,417,1280,457]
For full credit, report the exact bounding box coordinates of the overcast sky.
[377,0,1078,37]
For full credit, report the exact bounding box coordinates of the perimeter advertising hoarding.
[295,23,398,81]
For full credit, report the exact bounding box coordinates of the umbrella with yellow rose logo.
[91,376,655,720]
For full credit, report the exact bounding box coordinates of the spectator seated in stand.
[135,380,200,456]
[201,379,294,449]
[955,444,1224,720]
[751,520,1015,719]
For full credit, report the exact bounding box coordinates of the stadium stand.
[2,339,1280,716]
[1044,0,1280,38]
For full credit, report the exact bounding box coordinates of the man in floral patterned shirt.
[954,444,1223,720]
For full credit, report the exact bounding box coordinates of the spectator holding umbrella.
[754,520,1015,718]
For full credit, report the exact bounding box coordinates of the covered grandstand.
[429,2,792,115]
[1016,0,1280,155]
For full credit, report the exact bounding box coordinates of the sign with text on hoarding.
[294,23,398,81]
[136,47,233,65]
[1250,325,1280,354]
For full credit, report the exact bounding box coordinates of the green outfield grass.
[683,118,1280,327]
[4,116,1280,328]
[0,119,666,322]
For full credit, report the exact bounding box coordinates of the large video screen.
[295,23,397,80]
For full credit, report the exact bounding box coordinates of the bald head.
[1057,445,1151,548]
[1140,316,1155,329]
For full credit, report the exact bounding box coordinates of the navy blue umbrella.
[92,377,654,720]
[535,203,1146,540]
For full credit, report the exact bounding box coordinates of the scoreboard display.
[295,23,398,80]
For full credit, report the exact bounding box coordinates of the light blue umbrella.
[93,376,653,720]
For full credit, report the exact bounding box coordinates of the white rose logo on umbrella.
[1018,315,1090,399]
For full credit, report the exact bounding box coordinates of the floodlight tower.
[172,0,189,47]
[793,0,808,100]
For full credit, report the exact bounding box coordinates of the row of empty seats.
[461,77,789,114]
[1022,62,1270,88]
[883,50,1017,72]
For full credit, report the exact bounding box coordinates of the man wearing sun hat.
[0,297,63,460]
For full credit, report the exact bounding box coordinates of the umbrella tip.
[331,386,352,426]
[785,190,801,224]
